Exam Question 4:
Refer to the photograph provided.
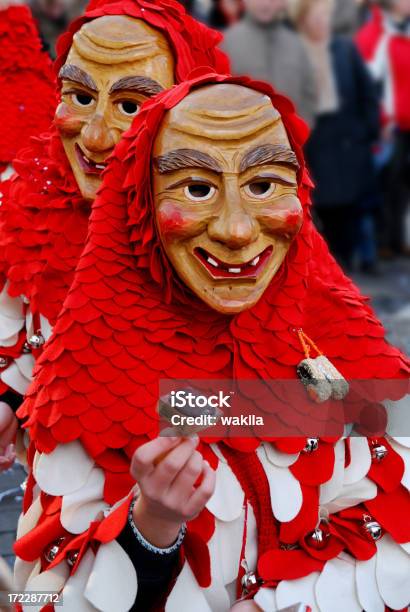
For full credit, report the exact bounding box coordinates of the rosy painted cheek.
[54,103,83,136]
[284,209,304,233]
[156,201,203,240]
[260,198,303,237]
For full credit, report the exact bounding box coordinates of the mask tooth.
[228,267,242,274]
[207,256,219,268]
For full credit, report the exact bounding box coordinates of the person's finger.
[144,437,199,492]
[130,436,181,480]
[0,402,14,430]
[167,450,204,501]
[0,444,16,472]
[184,461,216,518]
[0,411,17,449]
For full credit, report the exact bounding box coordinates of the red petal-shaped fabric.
[188,508,215,543]
[367,438,404,492]
[290,441,335,485]
[280,484,318,543]
[184,531,211,588]
[365,486,410,543]
[0,6,56,167]
[258,549,324,582]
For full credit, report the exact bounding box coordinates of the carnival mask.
[152,84,303,314]
[55,15,175,200]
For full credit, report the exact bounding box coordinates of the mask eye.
[118,101,139,117]
[184,183,216,202]
[72,93,94,107]
[244,180,276,199]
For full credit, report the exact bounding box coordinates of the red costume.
[0,5,56,177]
[356,5,410,130]
[0,0,229,401]
[13,74,410,611]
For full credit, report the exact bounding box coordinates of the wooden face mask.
[152,84,304,314]
[55,15,175,201]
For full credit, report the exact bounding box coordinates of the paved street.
[1,258,409,569]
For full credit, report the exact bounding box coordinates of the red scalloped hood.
[19,74,409,474]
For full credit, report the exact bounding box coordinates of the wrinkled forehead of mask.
[69,15,173,66]
[153,83,291,149]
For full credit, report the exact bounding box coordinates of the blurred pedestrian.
[180,0,213,22]
[357,0,410,256]
[222,0,317,125]
[209,0,243,29]
[29,0,87,57]
[293,0,380,270]
[332,0,360,35]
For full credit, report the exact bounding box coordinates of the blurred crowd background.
[27,0,410,276]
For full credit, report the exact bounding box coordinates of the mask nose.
[81,114,117,153]
[207,209,259,249]
[207,179,259,249]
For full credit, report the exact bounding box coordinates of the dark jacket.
[306,36,380,207]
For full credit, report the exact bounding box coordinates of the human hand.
[0,402,17,471]
[130,436,215,548]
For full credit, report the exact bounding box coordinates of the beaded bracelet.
[128,496,186,555]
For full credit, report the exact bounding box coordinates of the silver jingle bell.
[308,523,330,550]
[0,357,8,368]
[22,342,32,354]
[44,537,65,563]
[363,519,382,541]
[241,570,258,593]
[66,550,79,567]
[27,332,45,349]
[304,438,319,453]
[371,444,388,462]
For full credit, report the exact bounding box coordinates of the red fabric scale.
[0,132,90,325]
[14,74,410,592]
[0,6,56,169]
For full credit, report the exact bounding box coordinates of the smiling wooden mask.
[152,84,304,314]
[55,15,175,201]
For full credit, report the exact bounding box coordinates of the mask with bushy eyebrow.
[152,84,303,315]
[55,15,175,201]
